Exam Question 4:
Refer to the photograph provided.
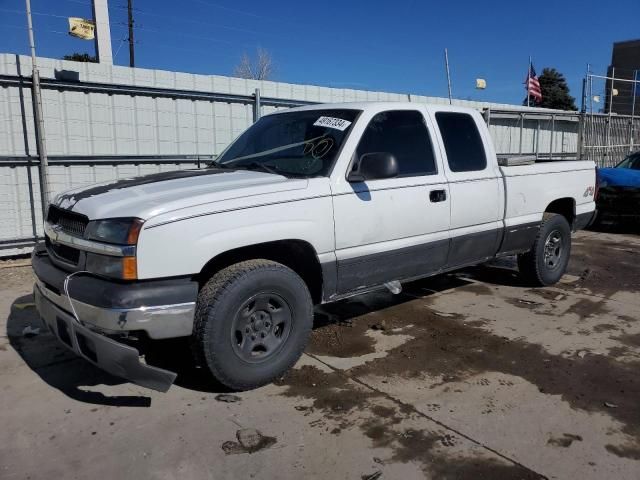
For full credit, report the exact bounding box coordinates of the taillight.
[594,169,600,201]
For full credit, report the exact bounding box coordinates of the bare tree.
[233,47,274,80]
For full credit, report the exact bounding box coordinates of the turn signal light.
[122,257,138,280]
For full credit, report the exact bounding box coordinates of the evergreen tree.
[525,68,577,110]
[63,53,98,63]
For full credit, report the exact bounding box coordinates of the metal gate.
[581,71,640,167]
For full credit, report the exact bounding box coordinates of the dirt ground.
[1,230,639,479]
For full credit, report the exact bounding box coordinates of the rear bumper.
[574,210,598,231]
[34,283,177,392]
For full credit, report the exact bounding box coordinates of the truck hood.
[54,168,308,220]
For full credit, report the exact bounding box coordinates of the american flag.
[526,65,542,102]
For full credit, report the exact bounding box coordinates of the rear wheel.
[517,213,571,286]
[192,260,313,390]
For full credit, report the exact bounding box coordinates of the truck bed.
[501,160,597,229]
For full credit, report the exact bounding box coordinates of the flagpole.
[527,56,532,107]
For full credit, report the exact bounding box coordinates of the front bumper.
[32,245,197,339]
[31,244,199,392]
[34,283,177,392]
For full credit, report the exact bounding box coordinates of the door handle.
[429,189,447,203]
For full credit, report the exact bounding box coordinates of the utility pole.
[25,0,50,211]
[444,48,452,105]
[127,0,135,67]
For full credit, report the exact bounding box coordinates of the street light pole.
[25,0,51,212]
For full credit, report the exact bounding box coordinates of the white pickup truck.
[33,102,596,391]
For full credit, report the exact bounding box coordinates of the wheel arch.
[544,197,576,227]
[197,239,325,304]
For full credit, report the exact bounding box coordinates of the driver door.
[332,108,450,294]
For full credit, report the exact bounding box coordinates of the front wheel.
[192,260,313,390]
[517,213,571,286]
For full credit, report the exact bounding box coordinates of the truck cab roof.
[269,101,481,116]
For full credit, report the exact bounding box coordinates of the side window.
[355,110,437,177]
[435,112,487,172]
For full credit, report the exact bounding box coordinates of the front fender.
[136,197,335,279]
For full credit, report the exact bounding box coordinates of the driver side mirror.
[347,152,398,182]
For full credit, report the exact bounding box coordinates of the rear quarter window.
[435,112,487,172]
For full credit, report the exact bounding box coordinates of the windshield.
[616,152,640,170]
[216,109,360,177]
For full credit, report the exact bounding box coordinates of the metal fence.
[582,72,640,167]
[0,53,586,257]
[485,109,579,160]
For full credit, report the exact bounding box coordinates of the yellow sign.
[476,78,487,90]
[68,17,95,40]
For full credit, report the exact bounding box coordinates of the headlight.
[84,218,142,280]
[85,218,143,245]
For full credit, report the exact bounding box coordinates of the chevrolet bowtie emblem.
[49,224,63,243]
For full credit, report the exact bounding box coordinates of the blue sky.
[1,0,638,105]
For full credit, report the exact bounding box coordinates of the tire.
[192,259,313,390]
[517,213,571,286]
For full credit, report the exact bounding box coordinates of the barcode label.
[313,116,352,131]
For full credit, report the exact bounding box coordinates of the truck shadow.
[6,294,153,407]
[6,293,232,401]
[588,220,640,236]
[6,266,525,406]
[314,273,474,328]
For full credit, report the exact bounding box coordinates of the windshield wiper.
[240,162,280,175]
[208,161,234,169]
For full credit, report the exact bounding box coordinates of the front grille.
[46,236,81,265]
[47,205,89,237]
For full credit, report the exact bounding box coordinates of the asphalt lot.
[1,229,639,479]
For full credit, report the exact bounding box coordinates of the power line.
[0,6,125,27]
[133,24,255,49]
[111,6,270,37]
[113,35,128,60]
[189,0,264,19]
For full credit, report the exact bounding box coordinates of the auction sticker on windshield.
[313,116,352,131]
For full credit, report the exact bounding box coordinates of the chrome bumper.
[34,279,195,339]
[34,283,177,392]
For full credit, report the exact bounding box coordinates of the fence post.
[577,113,584,160]
[482,108,491,126]
[518,113,524,155]
[606,68,615,165]
[25,0,51,214]
[253,88,261,123]
[630,69,637,152]
[550,114,555,160]
[535,119,540,159]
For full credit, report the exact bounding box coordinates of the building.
[605,39,640,115]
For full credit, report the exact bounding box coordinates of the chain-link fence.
[582,71,640,167]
